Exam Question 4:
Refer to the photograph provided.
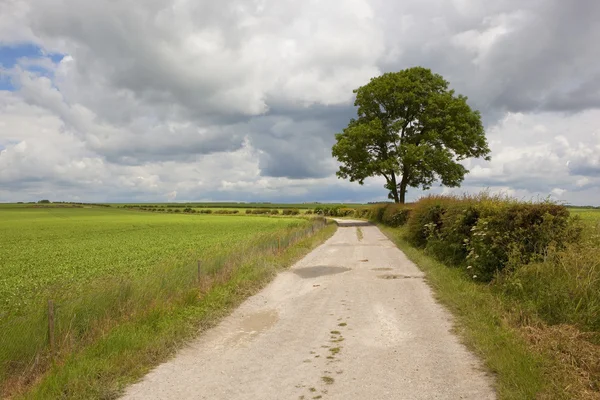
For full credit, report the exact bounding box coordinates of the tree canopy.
[332,67,491,203]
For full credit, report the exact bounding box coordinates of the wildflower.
[472,275,477,279]
[466,265,472,270]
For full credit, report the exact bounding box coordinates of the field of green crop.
[568,207,600,226]
[0,206,308,316]
[0,204,332,397]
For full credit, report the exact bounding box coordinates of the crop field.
[568,207,600,226]
[0,206,309,315]
[112,202,367,209]
[1,205,332,396]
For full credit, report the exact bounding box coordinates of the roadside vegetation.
[0,205,335,398]
[372,195,600,399]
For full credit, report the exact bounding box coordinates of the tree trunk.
[399,172,409,204]
[390,172,400,203]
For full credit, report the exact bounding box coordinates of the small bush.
[338,208,355,217]
[270,209,280,215]
[282,209,300,216]
[213,209,239,215]
[381,204,412,227]
[369,203,411,226]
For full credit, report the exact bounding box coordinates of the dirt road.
[123,220,495,399]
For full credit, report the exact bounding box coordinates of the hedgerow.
[403,194,581,281]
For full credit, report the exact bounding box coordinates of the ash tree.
[332,67,491,203]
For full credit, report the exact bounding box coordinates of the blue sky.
[0,43,63,90]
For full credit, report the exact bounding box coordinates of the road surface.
[123,220,495,400]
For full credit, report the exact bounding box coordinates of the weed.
[321,376,334,385]
[356,227,363,241]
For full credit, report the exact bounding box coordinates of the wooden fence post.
[48,299,55,358]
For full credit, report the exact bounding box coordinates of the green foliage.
[369,203,412,227]
[497,228,600,331]
[405,195,580,281]
[282,209,300,216]
[332,67,490,203]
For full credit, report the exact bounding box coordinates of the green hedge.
[405,195,581,281]
[369,203,413,227]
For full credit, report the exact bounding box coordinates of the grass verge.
[380,225,545,399]
[382,224,600,399]
[12,222,337,399]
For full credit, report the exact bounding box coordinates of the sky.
[0,0,599,205]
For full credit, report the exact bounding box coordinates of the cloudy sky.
[1,0,599,205]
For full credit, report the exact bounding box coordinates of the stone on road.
[122,220,495,400]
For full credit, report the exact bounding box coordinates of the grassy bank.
[381,223,600,399]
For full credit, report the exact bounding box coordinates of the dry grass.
[521,324,600,399]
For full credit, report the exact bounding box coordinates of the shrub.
[338,208,355,217]
[369,204,388,223]
[405,195,580,281]
[282,209,300,216]
[381,204,412,227]
[270,209,280,215]
[369,203,410,226]
[245,209,252,214]
[354,208,370,218]
[305,210,313,215]
[213,209,239,215]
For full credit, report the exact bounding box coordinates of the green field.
[0,205,332,397]
[568,207,600,225]
[0,206,308,316]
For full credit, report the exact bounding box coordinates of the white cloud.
[1,0,600,205]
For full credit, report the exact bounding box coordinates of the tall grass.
[497,226,600,332]
[1,218,329,398]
